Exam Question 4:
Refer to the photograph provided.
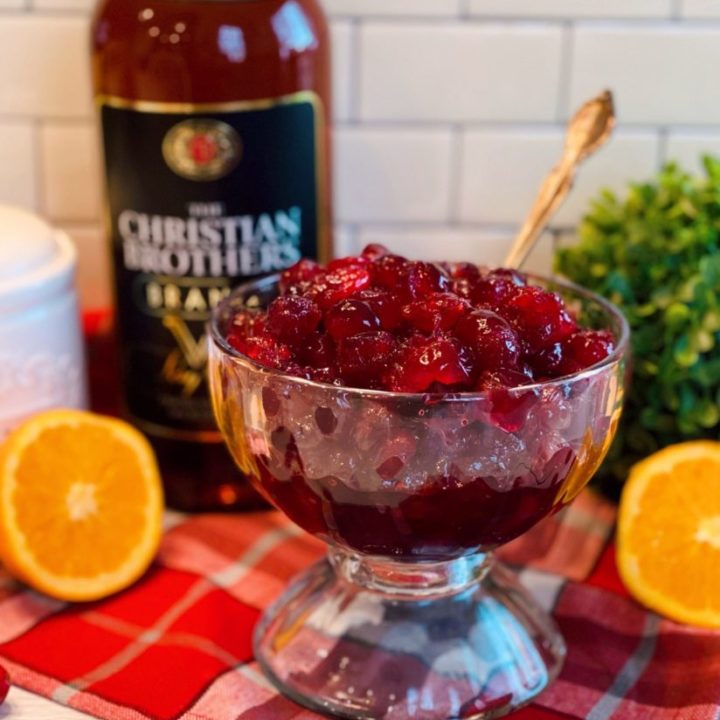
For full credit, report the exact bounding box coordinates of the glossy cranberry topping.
[225,246,615,390]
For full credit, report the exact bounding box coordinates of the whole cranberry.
[326,299,381,342]
[308,264,372,310]
[475,367,535,391]
[327,255,370,272]
[454,309,521,372]
[501,286,577,353]
[226,312,252,349]
[528,342,564,379]
[355,288,404,331]
[402,292,470,333]
[296,331,335,367]
[279,258,322,292]
[361,243,390,260]
[372,254,410,291]
[471,276,521,308]
[266,296,322,345]
[405,261,450,299]
[452,277,475,299]
[450,262,482,281]
[388,334,474,392]
[559,330,615,375]
[0,663,10,704]
[228,334,292,370]
[338,331,399,387]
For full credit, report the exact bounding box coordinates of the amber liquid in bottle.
[91,0,332,511]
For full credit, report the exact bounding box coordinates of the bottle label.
[99,92,324,439]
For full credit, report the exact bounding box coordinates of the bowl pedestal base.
[255,547,566,720]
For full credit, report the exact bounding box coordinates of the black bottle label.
[99,92,324,439]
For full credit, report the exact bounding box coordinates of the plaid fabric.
[0,490,718,720]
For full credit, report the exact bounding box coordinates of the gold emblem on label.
[162,119,241,181]
[161,315,208,396]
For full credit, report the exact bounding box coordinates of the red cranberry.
[355,288,404,331]
[454,309,521,372]
[402,292,470,333]
[452,277,475,299]
[308,264,372,310]
[361,243,390,260]
[226,312,252,349]
[327,255,370,272]
[326,299,381,342]
[488,268,527,286]
[280,258,321,292]
[471,276,521,309]
[266,296,322,345]
[388,334,474,392]
[229,334,292,369]
[338,331,398,387]
[476,369,538,432]
[450,262,482,281]
[372,254,410,291]
[476,368,534,391]
[501,286,577,352]
[296,331,335,367]
[0,664,8,704]
[559,330,615,375]
[529,342,564,379]
[405,261,450,299]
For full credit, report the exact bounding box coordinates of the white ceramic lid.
[0,205,76,311]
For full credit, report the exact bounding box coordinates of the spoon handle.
[504,159,575,269]
[503,90,615,270]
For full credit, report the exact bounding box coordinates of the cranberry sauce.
[214,247,621,558]
[225,246,615,392]
[252,448,577,558]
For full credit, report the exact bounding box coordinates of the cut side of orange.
[0,409,163,601]
[617,441,720,628]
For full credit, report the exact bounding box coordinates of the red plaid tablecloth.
[1,489,719,720]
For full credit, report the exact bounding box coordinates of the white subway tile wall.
[335,127,453,222]
[41,122,102,221]
[0,1,719,307]
[666,133,720,172]
[681,0,720,18]
[469,1,673,19]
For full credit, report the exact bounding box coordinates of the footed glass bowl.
[209,274,628,720]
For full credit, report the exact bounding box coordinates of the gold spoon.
[504,89,616,269]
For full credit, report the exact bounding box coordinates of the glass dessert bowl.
[208,266,628,720]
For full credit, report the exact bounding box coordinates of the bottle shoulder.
[92,0,328,64]
[92,0,330,102]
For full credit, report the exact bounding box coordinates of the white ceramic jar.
[0,206,87,436]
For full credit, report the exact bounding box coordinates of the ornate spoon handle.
[504,90,616,269]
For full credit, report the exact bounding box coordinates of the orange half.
[0,409,163,601]
[617,441,720,628]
